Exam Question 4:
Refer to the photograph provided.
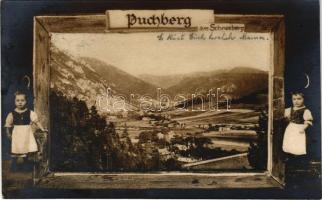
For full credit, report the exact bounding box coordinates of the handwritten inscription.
[156,24,269,41]
[157,32,269,41]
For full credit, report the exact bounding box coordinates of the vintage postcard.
[1,1,321,199]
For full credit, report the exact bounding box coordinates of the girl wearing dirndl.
[282,92,313,188]
[282,92,313,156]
[4,91,47,171]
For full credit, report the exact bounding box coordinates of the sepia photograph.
[49,32,270,172]
[1,1,321,199]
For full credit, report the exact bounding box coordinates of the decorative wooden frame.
[33,13,285,189]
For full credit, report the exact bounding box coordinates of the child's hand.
[40,128,48,133]
[5,128,12,141]
[35,121,48,133]
[299,128,305,134]
[300,124,309,134]
[7,134,12,141]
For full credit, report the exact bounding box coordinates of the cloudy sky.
[51,31,271,76]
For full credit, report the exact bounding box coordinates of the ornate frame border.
[33,13,285,189]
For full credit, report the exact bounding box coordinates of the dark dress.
[282,106,312,155]
[5,109,38,154]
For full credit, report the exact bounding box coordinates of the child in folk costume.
[282,92,313,156]
[4,91,47,171]
[282,92,314,189]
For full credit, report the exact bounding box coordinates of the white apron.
[12,125,38,154]
[282,122,306,155]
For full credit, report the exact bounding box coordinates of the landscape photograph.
[49,32,271,172]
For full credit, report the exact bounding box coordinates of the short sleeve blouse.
[4,113,13,127]
[4,110,39,127]
[303,109,313,125]
[284,107,313,125]
[30,110,39,123]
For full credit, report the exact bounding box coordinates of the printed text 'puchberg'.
[106,10,214,29]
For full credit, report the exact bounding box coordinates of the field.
[108,107,261,169]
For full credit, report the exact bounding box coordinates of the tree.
[51,91,170,172]
[247,108,268,170]
[50,91,109,171]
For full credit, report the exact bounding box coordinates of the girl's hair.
[14,91,28,100]
[291,91,304,98]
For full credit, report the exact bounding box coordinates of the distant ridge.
[50,44,268,111]
[138,67,267,89]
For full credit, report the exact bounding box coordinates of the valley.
[49,45,268,171]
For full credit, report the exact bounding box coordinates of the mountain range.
[138,67,265,89]
[165,67,268,99]
[50,46,268,113]
[50,46,156,112]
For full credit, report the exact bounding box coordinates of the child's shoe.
[22,157,34,171]
[10,158,18,172]
[16,156,24,164]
